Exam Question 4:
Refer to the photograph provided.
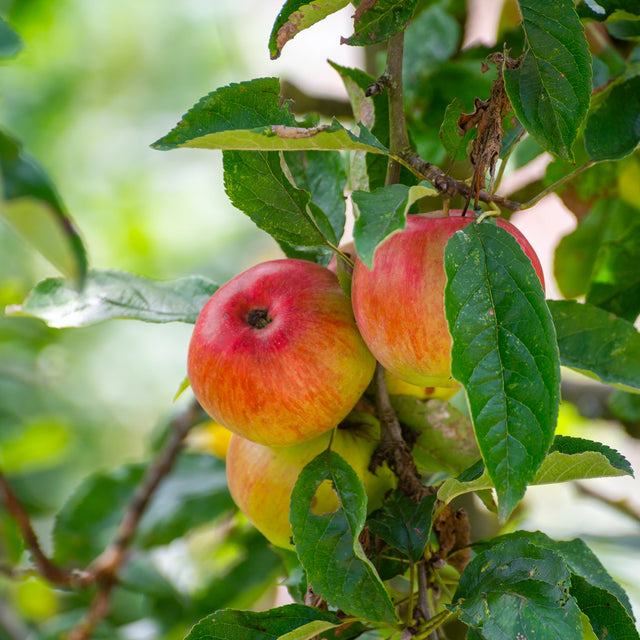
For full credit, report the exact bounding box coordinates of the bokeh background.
[1,0,639,635]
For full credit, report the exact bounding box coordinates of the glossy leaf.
[9,269,218,327]
[269,0,350,59]
[290,450,397,624]
[452,538,583,640]
[344,0,418,46]
[53,454,233,564]
[366,491,436,562]
[444,221,560,520]
[185,604,344,640]
[0,130,87,286]
[0,17,22,59]
[504,0,592,160]
[585,72,640,161]
[576,0,640,21]
[352,183,437,269]
[438,435,634,504]
[550,299,640,391]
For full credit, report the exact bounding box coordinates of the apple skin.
[187,259,376,447]
[351,212,545,388]
[226,422,396,549]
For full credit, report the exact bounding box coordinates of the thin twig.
[396,150,522,211]
[66,399,204,640]
[0,470,87,588]
[575,483,640,526]
[522,160,596,209]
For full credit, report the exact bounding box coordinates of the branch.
[66,400,204,640]
[397,150,522,211]
[575,483,640,525]
[0,470,86,588]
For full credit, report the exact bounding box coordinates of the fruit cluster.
[187,212,544,548]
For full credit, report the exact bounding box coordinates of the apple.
[188,259,376,447]
[351,212,545,388]
[187,420,233,460]
[384,370,459,401]
[226,420,396,549]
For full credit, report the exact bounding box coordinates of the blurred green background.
[1,0,639,636]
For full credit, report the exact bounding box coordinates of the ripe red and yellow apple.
[187,259,376,447]
[226,421,396,549]
[351,212,545,388]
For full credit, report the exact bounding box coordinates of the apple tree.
[1,1,640,639]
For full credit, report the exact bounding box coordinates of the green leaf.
[53,454,232,564]
[475,531,637,625]
[439,99,477,161]
[8,269,218,328]
[584,199,640,321]
[366,491,436,563]
[444,221,561,520]
[0,130,87,286]
[437,435,633,504]
[223,150,336,249]
[0,17,22,59]
[328,61,390,191]
[352,183,437,269]
[571,576,639,640]
[452,538,583,640]
[290,450,397,624]
[185,604,344,640]
[550,299,640,391]
[553,201,610,299]
[576,0,640,21]
[269,0,350,59]
[585,71,640,161]
[504,0,592,160]
[344,0,418,46]
[283,150,347,241]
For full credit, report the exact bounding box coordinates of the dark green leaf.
[0,17,22,59]
[290,450,397,624]
[283,150,347,240]
[9,269,218,327]
[474,531,636,624]
[328,61,390,191]
[366,491,436,562]
[585,72,640,161]
[439,99,477,161]
[504,0,592,160]
[0,130,87,286]
[344,0,417,46]
[576,0,640,21]
[352,183,437,269]
[269,0,350,59]
[452,538,583,640]
[571,576,639,640]
[584,199,640,321]
[224,150,336,248]
[550,299,640,392]
[53,455,232,564]
[444,221,561,520]
[185,604,344,640]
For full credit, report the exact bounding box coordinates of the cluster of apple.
[187,212,544,548]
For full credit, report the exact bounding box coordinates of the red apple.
[187,259,376,447]
[351,212,544,388]
[226,420,396,549]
